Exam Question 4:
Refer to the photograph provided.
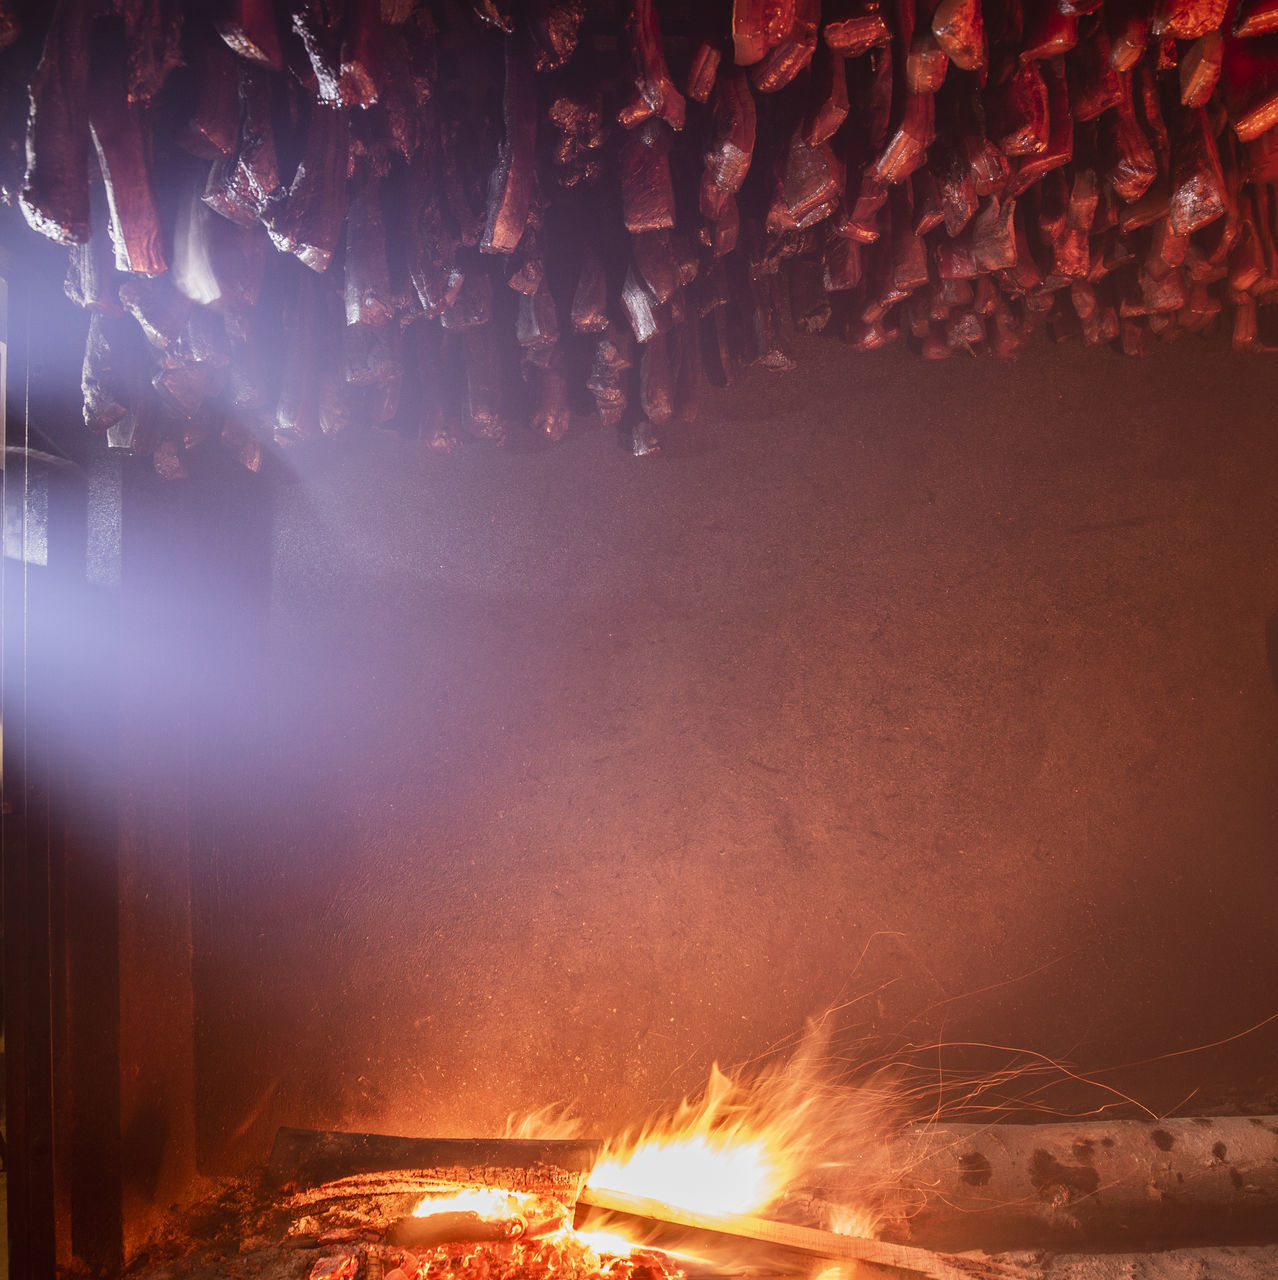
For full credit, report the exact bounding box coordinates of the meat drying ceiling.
[2,0,1276,473]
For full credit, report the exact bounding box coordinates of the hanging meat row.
[3,0,1278,469]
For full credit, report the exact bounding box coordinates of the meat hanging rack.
[3,0,1278,471]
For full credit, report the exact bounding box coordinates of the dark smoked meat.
[804,46,850,145]
[481,37,537,254]
[203,67,284,227]
[1169,107,1227,234]
[623,0,686,129]
[751,0,819,91]
[530,0,584,72]
[345,162,392,327]
[587,325,633,427]
[622,123,677,232]
[20,0,92,245]
[216,0,284,69]
[686,41,721,102]
[291,1,344,105]
[9,0,1278,468]
[120,0,182,104]
[65,182,122,312]
[83,313,138,434]
[180,39,240,161]
[824,11,892,55]
[90,22,168,275]
[1152,0,1228,38]
[932,0,986,71]
[339,0,383,108]
[266,101,350,273]
[571,246,610,332]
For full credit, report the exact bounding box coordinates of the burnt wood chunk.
[481,37,537,254]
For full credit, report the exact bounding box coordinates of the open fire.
[123,1026,1278,1280]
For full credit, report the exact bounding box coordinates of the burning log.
[387,1213,524,1251]
[877,1116,1278,1252]
[575,1187,1025,1280]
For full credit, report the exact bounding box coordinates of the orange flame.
[584,1022,902,1237]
